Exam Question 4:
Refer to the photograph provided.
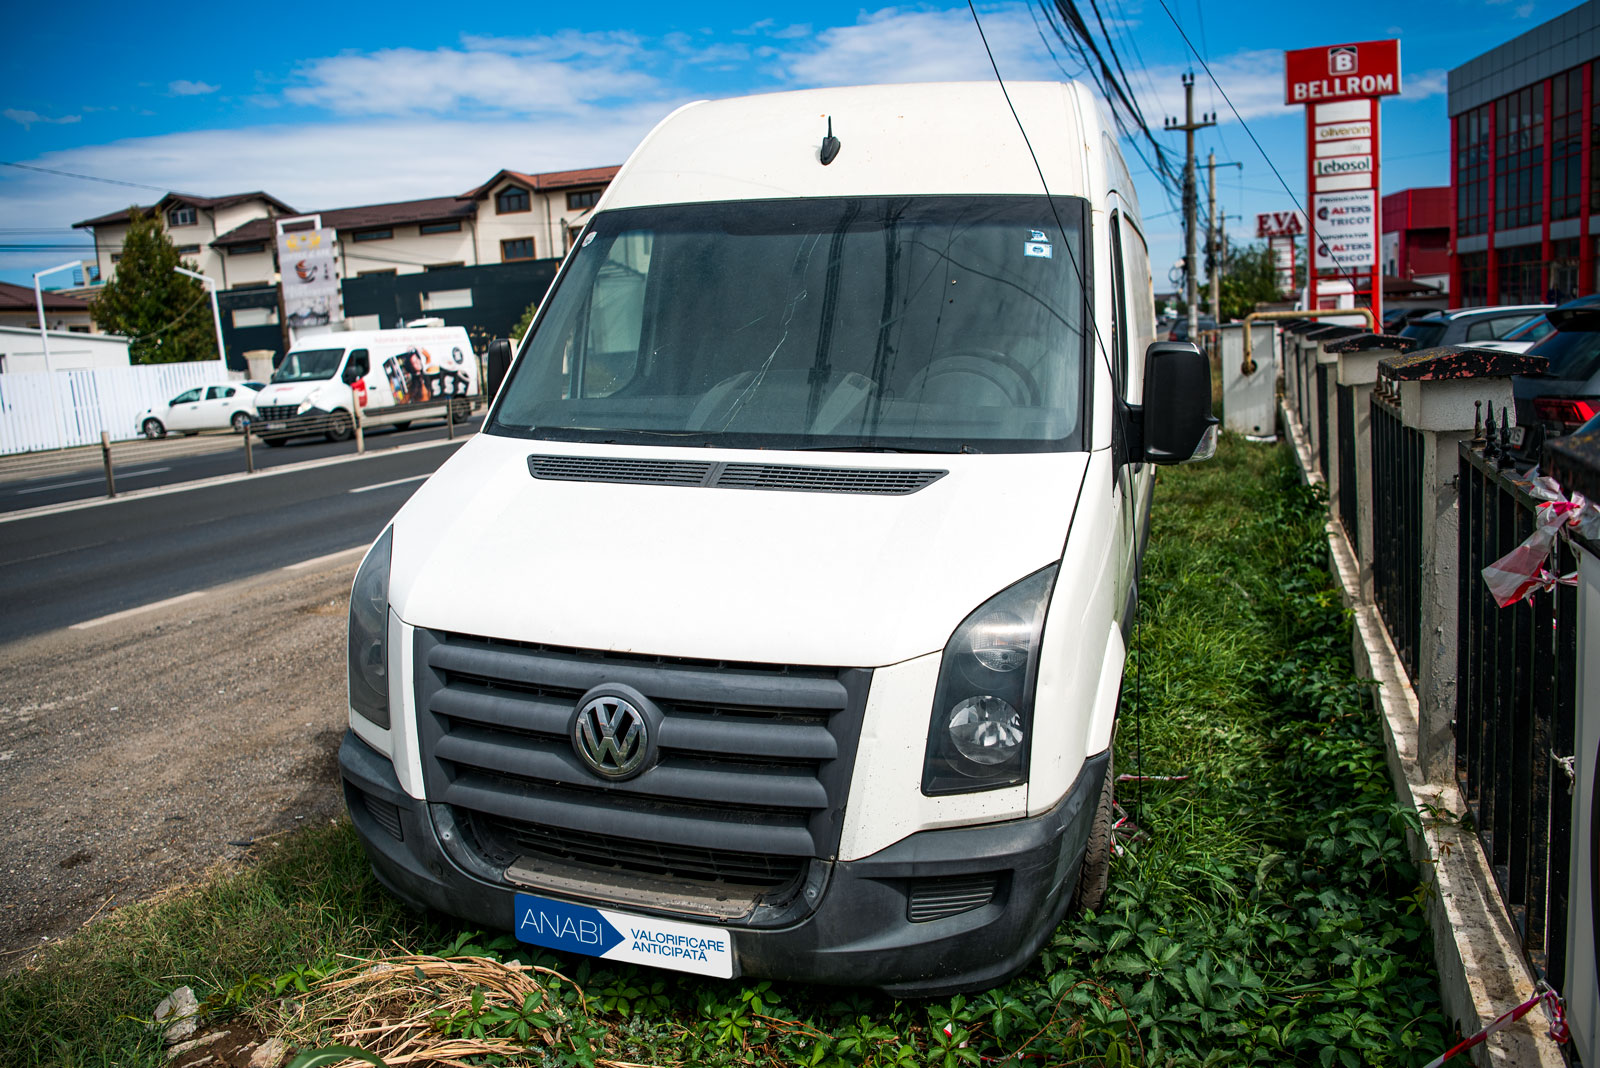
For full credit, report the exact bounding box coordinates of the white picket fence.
[0,361,227,455]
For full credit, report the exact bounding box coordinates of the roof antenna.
[820,117,841,166]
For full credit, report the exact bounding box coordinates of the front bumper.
[341,730,1107,996]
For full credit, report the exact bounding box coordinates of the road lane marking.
[13,467,172,495]
[284,545,369,571]
[69,590,206,630]
[349,474,429,494]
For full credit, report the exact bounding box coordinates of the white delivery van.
[339,82,1216,994]
[252,323,477,444]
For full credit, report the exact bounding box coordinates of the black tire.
[261,436,288,448]
[230,411,251,433]
[450,397,471,423]
[325,410,354,442]
[1072,755,1115,915]
[141,418,165,440]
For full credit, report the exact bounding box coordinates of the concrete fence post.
[1377,346,1547,781]
[1218,322,1278,439]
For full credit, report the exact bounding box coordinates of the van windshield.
[489,196,1089,452]
[272,348,345,383]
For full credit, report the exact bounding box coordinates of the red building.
[1382,188,1452,296]
[1448,3,1600,305]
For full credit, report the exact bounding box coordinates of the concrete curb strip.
[1281,399,1563,1067]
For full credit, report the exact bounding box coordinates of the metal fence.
[1457,437,1580,991]
[1316,362,1331,480]
[1370,387,1424,680]
[1336,384,1359,555]
[0,361,227,455]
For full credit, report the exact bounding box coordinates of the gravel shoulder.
[0,560,358,959]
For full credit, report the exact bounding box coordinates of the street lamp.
[173,265,227,368]
[33,259,81,450]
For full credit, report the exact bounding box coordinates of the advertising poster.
[276,227,342,331]
[1311,190,1377,271]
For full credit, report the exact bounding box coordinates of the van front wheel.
[325,410,354,442]
[1072,756,1114,914]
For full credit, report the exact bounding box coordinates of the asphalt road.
[0,415,482,514]
[0,439,467,645]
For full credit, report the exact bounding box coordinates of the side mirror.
[486,338,513,402]
[342,357,367,385]
[1131,341,1219,465]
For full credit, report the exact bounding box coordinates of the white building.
[72,166,619,293]
[0,281,97,333]
[0,325,130,374]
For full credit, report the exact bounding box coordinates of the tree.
[1211,239,1294,321]
[510,298,539,343]
[91,208,216,363]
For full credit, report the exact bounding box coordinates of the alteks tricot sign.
[1284,40,1401,104]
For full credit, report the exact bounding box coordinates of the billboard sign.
[1284,40,1401,105]
[275,222,342,331]
[1256,211,1305,238]
[1312,190,1377,270]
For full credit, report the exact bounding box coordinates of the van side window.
[1120,221,1154,405]
[1108,212,1129,398]
[582,234,651,397]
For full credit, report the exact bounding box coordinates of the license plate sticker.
[512,892,734,978]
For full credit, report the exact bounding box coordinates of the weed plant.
[0,436,1448,1066]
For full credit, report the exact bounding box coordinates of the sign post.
[274,215,343,344]
[1285,39,1401,326]
[1256,211,1306,298]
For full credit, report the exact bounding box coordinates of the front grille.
[907,875,998,922]
[415,630,869,885]
[474,814,805,888]
[255,404,300,421]
[526,454,945,495]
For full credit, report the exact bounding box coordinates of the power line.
[0,160,201,196]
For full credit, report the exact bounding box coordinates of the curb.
[0,433,474,526]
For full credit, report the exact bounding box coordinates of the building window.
[167,205,196,227]
[353,228,392,242]
[420,288,473,311]
[1551,68,1584,221]
[231,307,279,328]
[425,262,464,270]
[1495,243,1543,305]
[1550,237,1581,302]
[567,225,583,250]
[496,186,531,214]
[176,245,201,255]
[1494,85,1543,231]
[566,189,601,211]
[110,253,122,263]
[420,220,463,234]
[229,243,266,255]
[1456,104,1490,238]
[1458,251,1489,306]
[357,268,397,277]
[502,237,535,261]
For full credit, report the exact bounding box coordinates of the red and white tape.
[1421,984,1568,1068]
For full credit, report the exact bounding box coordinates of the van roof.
[602,82,1106,213]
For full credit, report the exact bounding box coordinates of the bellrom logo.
[572,693,650,780]
[1329,46,1358,76]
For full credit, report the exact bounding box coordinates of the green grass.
[0,435,1448,1067]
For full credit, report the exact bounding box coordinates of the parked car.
[1397,305,1551,349]
[137,383,259,438]
[1381,307,1436,333]
[1168,316,1218,342]
[338,80,1217,996]
[1512,295,1600,438]
[1473,313,1555,354]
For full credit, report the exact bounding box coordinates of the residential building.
[1448,0,1600,305]
[1381,187,1452,296]
[464,166,620,265]
[72,192,297,292]
[0,280,96,333]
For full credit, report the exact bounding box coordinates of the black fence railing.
[1316,362,1331,480]
[1336,384,1358,554]
[1370,389,1423,680]
[1457,438,1579,991]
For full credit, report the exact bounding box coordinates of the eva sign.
[1285,40,1401,104]
[1256,211,1305,238]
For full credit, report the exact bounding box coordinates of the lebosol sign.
[1285,39,1400,319]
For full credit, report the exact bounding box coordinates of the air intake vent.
[907,874,998,922]
[527,455,945,496]
[527,455,711,487]
[361,793,404,841]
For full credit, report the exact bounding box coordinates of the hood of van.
[254,381,330,408]
[388,434,1088,668]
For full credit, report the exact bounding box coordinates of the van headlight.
[348,526,392,729]
[922,566,1056,795]
[296,399,315,415]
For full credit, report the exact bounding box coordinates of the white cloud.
[288,33,660,116]
[1403,69,1449,100]
[779,6,1058,87]
[168,80,219,96]
[5,108,82,130]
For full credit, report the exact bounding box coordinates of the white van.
[252,324,477,444]
[339,82,1215,994]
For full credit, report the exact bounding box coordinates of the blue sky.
[0,0,1575,290]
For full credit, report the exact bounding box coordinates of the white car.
[138,382,263,438]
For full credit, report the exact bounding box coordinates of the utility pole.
[1165,74,1214,346]
[1207,151,1219,322]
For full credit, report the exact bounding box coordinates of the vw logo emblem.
[572,691,651,780]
